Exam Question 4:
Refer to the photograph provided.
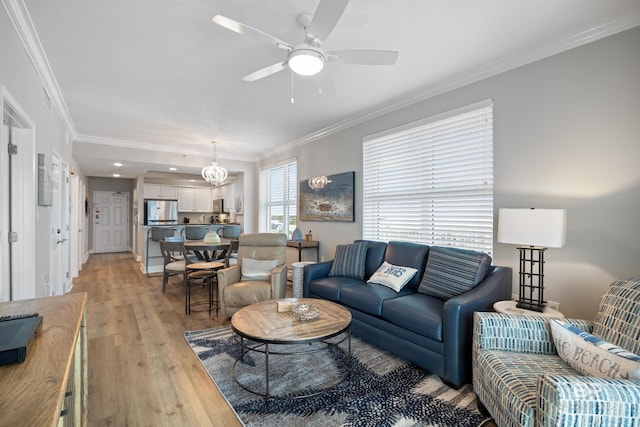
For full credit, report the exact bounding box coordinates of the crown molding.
[2,0,78,137]
[271,15,640,157]
[6,0,638,163]
[74,134,259,163]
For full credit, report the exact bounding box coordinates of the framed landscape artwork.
[299,171,354,222]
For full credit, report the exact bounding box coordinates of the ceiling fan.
[212,0,399,82]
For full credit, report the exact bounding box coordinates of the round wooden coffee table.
[231,298,352,403]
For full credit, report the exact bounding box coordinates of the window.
[258,159,297,236]
[362,100,494,254]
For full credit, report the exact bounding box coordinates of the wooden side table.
[493,300,564,318]
[287,240,319,262]
[186,261,224,315]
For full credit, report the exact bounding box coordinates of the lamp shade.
[498,208,567,248]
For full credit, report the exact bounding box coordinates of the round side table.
[493,300,564,318]
[186,261,224,315]
[291,262,315,298]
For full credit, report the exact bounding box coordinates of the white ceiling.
[20,0,640,179]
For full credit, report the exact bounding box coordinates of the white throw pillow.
[550,319,640,381]
[241,258,278,281]
[367,261,418,292]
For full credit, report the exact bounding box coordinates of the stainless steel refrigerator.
[144,200,178,225]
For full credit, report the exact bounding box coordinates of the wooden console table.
[0,293,88,426]
[287,240,320,262]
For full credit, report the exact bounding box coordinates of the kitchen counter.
[141,224,241,274]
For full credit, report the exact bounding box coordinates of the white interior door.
[1,88,36,301]
[70,174,79,281]
[50,151,62,296]
[94,191,130,253]
[61,162,71,292]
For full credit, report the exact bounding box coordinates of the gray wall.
[260,27,640,319]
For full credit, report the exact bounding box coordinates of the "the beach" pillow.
[550,318,640,381]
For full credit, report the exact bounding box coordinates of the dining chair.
[159,240,188,293]
[185,225,210,260]
[224,239,240,267]
[146,227,177,276]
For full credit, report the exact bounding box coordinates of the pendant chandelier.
[308,175,331,190]
[201,141,227,187]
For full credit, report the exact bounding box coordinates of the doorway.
[1,87,36,301]
[93,191,130,253]
[50,151,71,295]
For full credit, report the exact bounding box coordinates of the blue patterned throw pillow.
[417,246,492,300]
[328,241,369,280]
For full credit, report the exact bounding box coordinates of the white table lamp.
[498,208,567,312]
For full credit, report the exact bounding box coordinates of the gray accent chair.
[217,233,288,318]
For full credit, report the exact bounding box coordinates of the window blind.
[363,100,494,254]
[258,159,297,234]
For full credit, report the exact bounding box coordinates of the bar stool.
[185,261,224,314]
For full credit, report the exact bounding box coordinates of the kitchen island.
[142,224,235,274]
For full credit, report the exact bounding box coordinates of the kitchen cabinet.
[195,188,212,211]
[213,184,235,213]
[143,184,178,200]
[0,293,87,427]
[178,187,212,212]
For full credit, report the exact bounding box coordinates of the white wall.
[261,27,640,320]
[1,5,83,297]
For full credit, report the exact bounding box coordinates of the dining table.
[184,237,232,262]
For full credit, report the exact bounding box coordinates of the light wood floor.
[70,252,243,426]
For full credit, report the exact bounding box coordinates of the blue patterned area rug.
[185,326,489,427]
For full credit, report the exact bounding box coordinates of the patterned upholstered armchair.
[473,278,640,427]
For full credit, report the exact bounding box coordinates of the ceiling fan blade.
[310,0,349,41]
[212,15,292,50]
[243,62,288,82]
[329,49,399,65]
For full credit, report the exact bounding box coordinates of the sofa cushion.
[328,241,369,280]
[381,293,445,341]
[384,241,430,290]
[308,276,364,302]
[355,239,388,279]
[417,246,492,300]
[367,261,418,292]
[550,319,640,381]
[340,282,411,316]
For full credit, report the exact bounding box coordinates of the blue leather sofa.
[303,240,512,387]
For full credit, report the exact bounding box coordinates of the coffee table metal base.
[232,329,351,404]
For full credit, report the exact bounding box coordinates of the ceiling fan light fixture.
[288,48,325,76]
